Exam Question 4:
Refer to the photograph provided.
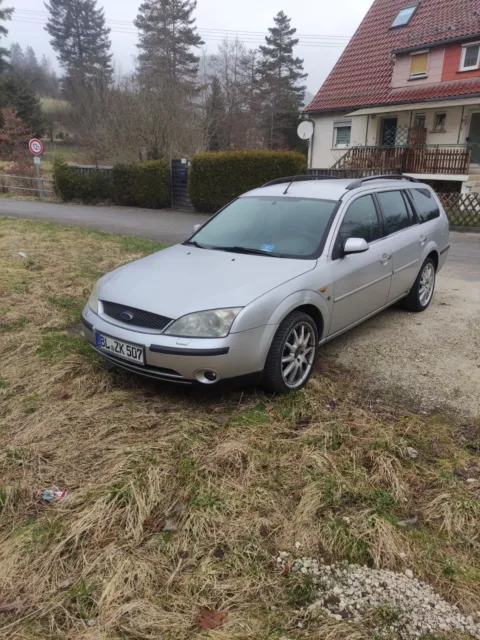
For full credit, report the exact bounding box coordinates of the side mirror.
[343,237,369,255]
[193,223,203,233]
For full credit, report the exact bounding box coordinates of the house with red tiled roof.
[304,0,480,192]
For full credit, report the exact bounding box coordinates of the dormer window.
[391,5,418,29]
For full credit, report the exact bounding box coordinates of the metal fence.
[0,173,54,198]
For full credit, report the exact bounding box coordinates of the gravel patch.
[277,553,480,638]
[321,260,480,418]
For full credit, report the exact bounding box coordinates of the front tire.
[401,257,436,312]
[262,311,318,394]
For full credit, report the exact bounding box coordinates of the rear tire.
[401,257,436,312]
[262,311,318,394]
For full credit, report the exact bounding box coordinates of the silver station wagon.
[81,175,450,393]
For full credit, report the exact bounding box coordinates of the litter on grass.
[42,490,67,502]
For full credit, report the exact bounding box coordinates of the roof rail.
[345,174,419,191]
[262,175,338,188]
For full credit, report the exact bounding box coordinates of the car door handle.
[380,254,392,265]
[419,235,427,246]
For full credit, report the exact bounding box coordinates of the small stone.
[405,569,414,579]
[279,551,289,559]
[333,586,343,596]
[333,614,343,622]
[406,446,419,459]
[466,478,476,484]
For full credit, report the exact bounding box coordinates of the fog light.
[194,369,220,384]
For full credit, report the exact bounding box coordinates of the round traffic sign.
[29,139,44,156]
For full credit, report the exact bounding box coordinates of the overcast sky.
[6,0,373,94]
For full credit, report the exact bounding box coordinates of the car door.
[374,190,422,303]
[328,193,393,336]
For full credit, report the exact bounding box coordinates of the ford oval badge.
[120,311,134,322]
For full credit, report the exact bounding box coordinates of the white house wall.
[310,103,478,169]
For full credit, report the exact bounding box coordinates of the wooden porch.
[333,145,472,175]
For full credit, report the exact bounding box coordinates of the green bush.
[188,150,307,213]
[112,160,170,209]
[53,159,111,204]
[53,159,171,208]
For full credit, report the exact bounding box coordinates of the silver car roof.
[242,178,431,201]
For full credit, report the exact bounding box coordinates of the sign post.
[29,139,45,199]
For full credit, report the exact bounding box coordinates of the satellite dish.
[297,120,314,140]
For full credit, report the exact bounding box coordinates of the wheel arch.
[267,291,328,342]
[426,249,439,271]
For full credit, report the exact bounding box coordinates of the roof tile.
[306,0,480,112]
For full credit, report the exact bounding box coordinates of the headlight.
[164,308,242,338]
[88,281,100,314]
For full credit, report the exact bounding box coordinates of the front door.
[468,113,480,165]
[381,118,398,147]
[328,194,393,336]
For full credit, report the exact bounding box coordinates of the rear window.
[408,189,440,223]
[376,191,411,235]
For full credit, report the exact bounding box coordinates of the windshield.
[190,196,338,259]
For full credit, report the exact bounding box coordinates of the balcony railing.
[332,145,472,175]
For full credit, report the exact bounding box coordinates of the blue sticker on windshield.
[260,244,275,253]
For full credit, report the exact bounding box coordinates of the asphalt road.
[0,198,478,277]
[0,199,210,244]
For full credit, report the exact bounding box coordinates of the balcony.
[331,145,472,176]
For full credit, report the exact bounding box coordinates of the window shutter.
[411,53,428,75]
[336,127,351,146]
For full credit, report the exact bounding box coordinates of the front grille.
[101,301,173,331]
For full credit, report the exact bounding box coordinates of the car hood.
[99,244,316,319]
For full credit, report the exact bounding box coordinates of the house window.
[410,51,429,78]
[391,5,418,29]
[433,113,447,133]
[333,121,351,148]
[414,114,426,128]
[460,43,480,71]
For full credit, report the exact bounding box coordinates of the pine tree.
[205,75,227,151]
[0,75,45,136]
[257,11,307,149]
[0,0,14,73]
[135,0,204,86]
[44,0,113,93]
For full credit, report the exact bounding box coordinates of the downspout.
[365,114,370,146]
[457,105,466,144]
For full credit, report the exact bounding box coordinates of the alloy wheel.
[281,322,316,389]
[419,263,435,307]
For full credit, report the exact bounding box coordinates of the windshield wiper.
[213,245,278,257]
[183,240,207,249]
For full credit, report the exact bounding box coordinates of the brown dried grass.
[0,218,479,639]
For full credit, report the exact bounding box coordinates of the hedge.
[112,161,170,209]
[53,160,111,204]
[188,150,308,213]
[53,159,170,209]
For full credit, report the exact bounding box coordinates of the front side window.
[408,189,440,222]
[391,5,418,28]
[461,43,480,71]
[376,191,411,235]
[337,195,382,245]
[334,123,351,148]
[410,51,429,77]
[191,196,339,259]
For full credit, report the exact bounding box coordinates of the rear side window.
[376,191,411,235]
[408,189,440,222]
[338,195,382,244]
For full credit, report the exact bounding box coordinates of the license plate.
[95,333,145,365]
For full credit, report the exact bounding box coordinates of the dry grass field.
[0,217,479,639]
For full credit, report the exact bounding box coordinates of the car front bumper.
[81,306,276,385]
